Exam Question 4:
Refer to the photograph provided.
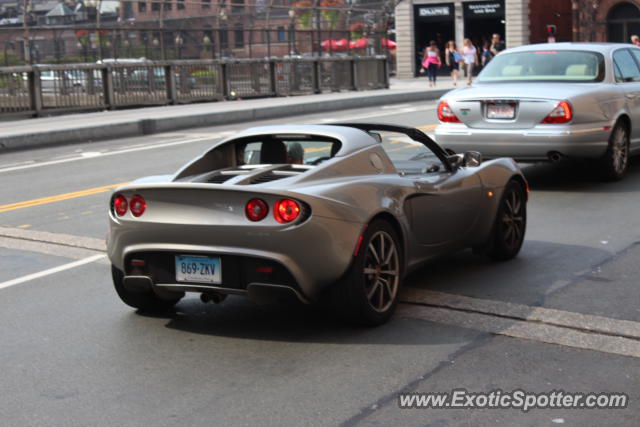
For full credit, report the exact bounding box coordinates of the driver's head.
[287,142,304,164]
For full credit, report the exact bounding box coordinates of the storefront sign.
[463,1,504,18]
[419,6,451,17]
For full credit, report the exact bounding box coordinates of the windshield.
[477,50,605,83]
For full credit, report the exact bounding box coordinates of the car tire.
[487,180,527,261]
[111,265,181,312]
[600,123,630,181]
[331,219,403,326]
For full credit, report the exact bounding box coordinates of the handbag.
[453,51,463,63]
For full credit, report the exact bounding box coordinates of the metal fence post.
[312,60,321,94]
[382,57,389,88]
[102,65,115,109]
[269,60,277,96]
[220,62,228,99]
[28,67,43,116]
[166,64,176,104]
[350,58,358,91]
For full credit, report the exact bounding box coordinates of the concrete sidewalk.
[0,77,455,152]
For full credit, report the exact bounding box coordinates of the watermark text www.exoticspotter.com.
[398,389,628,412]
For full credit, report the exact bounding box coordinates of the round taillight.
[113,195,128,216]
[245,198,268,222]
[274,199,300,223]
[129,195,146,217]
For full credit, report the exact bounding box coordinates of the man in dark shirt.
[489,33,506,59]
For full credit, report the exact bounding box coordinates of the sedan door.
[612,48,640,145]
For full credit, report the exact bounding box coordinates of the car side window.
[613,49,640,82]
[378,132,446,175]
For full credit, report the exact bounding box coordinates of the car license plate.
[175,255,221,284]
[486,103,516,119]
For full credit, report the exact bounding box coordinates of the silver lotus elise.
[436,43,640,180]
[107,124,527,325]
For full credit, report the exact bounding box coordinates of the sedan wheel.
[488,180,527,261]
[331,219,403,325]
[600,124,629,181]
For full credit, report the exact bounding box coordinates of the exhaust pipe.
[200,292,228,304]
[548,152,564,162]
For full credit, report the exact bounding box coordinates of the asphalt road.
[1,101,639,426]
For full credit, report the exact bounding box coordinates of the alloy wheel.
[363,231,400,313]
[612,127,629,175]
[501,188,525,250]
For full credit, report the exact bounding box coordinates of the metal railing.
[0,56,388,117]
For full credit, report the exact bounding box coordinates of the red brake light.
[245,198,268,221]
[437,101,462,123]
[541,101,572,124]
[274,199,300,223]
[113,195,128,216]
[129,195,146,217]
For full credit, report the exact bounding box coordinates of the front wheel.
[331,219,403,326]
[111,265,182,312]
[487,180,527,261]
[599,123,630,181]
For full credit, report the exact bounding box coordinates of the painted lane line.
[398,304,640,359]
[0,254,106,291]
[401,288,640,340]
[0,236,105,262]
[0,136,211,174]
[0,182,129,213]
[0,227,106,252]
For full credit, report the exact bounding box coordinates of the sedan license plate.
[175,255,221,284]
[486,103,516,119]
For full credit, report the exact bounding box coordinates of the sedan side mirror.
[463,151,483,167]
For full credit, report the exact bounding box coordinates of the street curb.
[0,88,449,152]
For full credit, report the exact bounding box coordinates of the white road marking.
[0,227,106,251]
[382,104,411,109]
[0,136,211,174]
[0,253,105,290]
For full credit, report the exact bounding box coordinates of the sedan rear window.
[477,50,604,83]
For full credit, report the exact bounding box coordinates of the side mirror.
[463,151,483,167]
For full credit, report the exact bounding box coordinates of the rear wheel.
[599,123,629,181]
[487,180,527,261]
[111,265,181,312]
[332,219,403,326]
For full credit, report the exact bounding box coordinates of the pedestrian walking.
[462,38,478,86]
[445,40,462,86]
[421,40,441,88]
[481,41,492,68]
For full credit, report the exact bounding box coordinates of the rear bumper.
[435,123,611,161]
[107,214,363,302]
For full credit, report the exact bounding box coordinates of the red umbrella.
[382,38,397,49]
[352,37,368,49]
[321,39,335,50]
[334,38,349,50]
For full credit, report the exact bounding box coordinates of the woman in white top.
[462,38,479,86]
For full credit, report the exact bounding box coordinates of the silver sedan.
[435,43,640,180]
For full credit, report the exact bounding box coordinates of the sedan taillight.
[437,101,462,123]
[541,101,572,124]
